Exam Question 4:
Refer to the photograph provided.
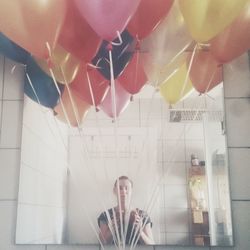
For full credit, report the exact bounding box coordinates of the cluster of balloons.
[0,0,249,126]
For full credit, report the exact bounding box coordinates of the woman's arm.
[133,212,155,245]
[99,221,114,244]
[139,223,155,245]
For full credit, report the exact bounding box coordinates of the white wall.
[0,51,250,250]
[16,96,69,244]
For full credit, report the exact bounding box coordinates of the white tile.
[231,201,250,250]
[18,164,65,206]
[163,123,185,140]
[185,140,205,162]
[0,201,45,250]
[224,53,250,98]
[0,100,23,148]
[183,95,206,109]
[118,99,140,122]
[0,149,20,199]
[185,123,204,140]
[140,99,163,120]
[225,98,250,147]
[16,204,65,244]
[166,232,190,245]
[163,162,187,185]
[164,209,189,233]
[0,55,4,99]
[229,148,250,200]
[163,185,188,208]
[163,140,186,162]
[3,58,25,100]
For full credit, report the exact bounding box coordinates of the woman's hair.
[114,176,133,188]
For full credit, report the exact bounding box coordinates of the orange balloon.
[0,0,66,58]
[210,2,250,63]
[54,87,90,127]
[188,50,222,93]
[35,45,80,84]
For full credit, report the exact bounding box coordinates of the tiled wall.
[16,97,69,244]
[0,52,250,250]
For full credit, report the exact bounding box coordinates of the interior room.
[0,1,250,250]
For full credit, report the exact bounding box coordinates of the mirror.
[16,80,233,246]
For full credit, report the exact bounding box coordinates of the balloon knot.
[95,107,100,112]
[106,43,113,51]
[130,95,134,102]
[135,40,140,51]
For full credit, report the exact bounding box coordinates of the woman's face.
[114,179,132,207]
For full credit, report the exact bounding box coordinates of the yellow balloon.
[178,0,249,42]
[159,62,193,105]
[35,45,80,84]
[146,51,188,87]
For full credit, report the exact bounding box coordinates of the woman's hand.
[133,210,143,232]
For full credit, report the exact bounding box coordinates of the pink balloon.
[73,0,141,41]
[99,81,131,118]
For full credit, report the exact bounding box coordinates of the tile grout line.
[0,147,21,150]
[0,56,5,145]
[225,96,250,99]
[228,146,250,149]
[232,199,250,202]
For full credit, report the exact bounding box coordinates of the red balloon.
[210,2,250,63]
[188,51,222,93]
[127,0,174,40]
[118,52,148,94]
[58,2,101,62]
[99,81,131,118]
[71,65,110,106]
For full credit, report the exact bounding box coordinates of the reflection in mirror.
[16,79,233,246]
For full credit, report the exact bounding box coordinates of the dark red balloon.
[118,52,148,94]
[128,0,174,39]
[58,2,101,62]
[71,65,109,106]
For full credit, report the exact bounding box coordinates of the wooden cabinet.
[188,165,210,246]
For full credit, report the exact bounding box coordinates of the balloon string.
[60,66,81,127]
[129,93,209,249]
[134,51,140,91]
[59,66,120,246]
[109,48,124,247]
[111,31,123,46]
[89,59,103,70]
[179,43,198,100]
[27,60,117,246]
[86,68,97,108]
[204,66,220,95]
[25,73,42,106]
[25,72,105,246]
[168,41,191,65]
[86,67,112,188]
[49,68,71,127]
